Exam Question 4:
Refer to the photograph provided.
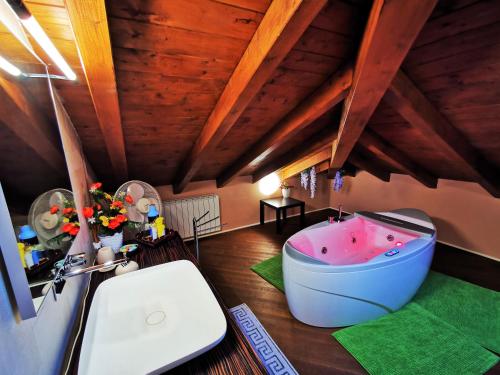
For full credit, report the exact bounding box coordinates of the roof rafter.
[359,129,437,188]
[385,70,500,197]
[217,64,352,187]
[173,0,327,193]
[65,0,128,182]
[329,0,437,173]
[252,125,337,183]
[0,74,66,174]
[279,146,331,181]
[348,146,391,182]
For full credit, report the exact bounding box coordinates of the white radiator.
[163,194,221,239]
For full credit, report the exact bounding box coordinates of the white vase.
[282,188,291,198]
[98,231,123,254]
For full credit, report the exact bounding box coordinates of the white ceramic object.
[96,246,115,265]
[282,188,291,198]
[99,231,123,253]
[79,260,226,375]
[115,260,139,276]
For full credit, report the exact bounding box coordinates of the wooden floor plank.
[190,209,500,374]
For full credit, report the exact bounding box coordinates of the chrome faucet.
[337,204,344,222]
[52,252,128,299]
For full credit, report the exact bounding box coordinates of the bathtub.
[283,208,436,327]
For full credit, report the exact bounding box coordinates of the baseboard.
[436,240,499,261]
[184,207,330,242]
[186,206,498,262]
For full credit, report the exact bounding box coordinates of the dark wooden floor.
[189,208,500,375]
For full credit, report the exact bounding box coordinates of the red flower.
[94,203,102,211]
[108,219,120,230]
[89,182,102,191]
[125,195,134,204]
[63,207,74,215]
[62,223,74,233]
[69,226,80,236]
[111,200,123,209]
[50,205,59,214]
[115,214,127,223]
[83,207,94,218]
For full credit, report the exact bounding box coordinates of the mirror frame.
[0,182,37,319]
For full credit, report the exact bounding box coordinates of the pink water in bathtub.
[288,217,419,265]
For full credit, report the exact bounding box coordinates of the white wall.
[0,236,87,375]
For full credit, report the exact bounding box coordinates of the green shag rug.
[250,254,284,292]
[251,254,500,374]
[333,303,499,375]
[413,271,500,354]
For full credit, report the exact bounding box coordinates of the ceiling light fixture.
[21,16,76,81]
[3,0,76,80]
[0,54,22,76]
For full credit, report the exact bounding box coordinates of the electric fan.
[114,180,163,223]
[28,189,75,250]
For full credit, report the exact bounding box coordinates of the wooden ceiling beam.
[216,65,353,187]
[279,146,331,181]
[386,70,500,197]
[173,0,327,193]
[359,129,437,188]
[0,75,66,174]
[65,0,128,182]
[252,125,337,183]
[329,0,437,173]
[348,146,391,182]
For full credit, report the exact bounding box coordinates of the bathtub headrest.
[355,211,435,236]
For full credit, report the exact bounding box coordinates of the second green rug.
[250,254,500,374]
[413,271,500,353]
[333,302,498,375]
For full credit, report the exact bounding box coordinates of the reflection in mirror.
[0,20,74,312]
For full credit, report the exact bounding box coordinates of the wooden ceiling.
[1,0,500,199]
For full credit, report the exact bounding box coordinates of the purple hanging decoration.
[309,166,316,199]
[300,170,309,190]
[333,170,344,192]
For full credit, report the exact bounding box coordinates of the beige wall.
[158,170,499,260]
[156,174,331,233]
[332,171,500,260]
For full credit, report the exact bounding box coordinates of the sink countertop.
[65,233,266,375]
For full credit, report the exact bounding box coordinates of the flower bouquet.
[83,182,134,253]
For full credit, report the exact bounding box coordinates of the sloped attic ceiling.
[1,0,499,199]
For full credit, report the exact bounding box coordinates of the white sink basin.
[79,260,226,375]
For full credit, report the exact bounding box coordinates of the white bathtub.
[283,209,436,327]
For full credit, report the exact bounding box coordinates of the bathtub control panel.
[385,249,400,257]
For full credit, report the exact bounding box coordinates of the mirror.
[0,18,74,313]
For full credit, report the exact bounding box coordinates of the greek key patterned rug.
[229,303,298,375]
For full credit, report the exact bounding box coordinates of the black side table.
[260,197,306,234]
